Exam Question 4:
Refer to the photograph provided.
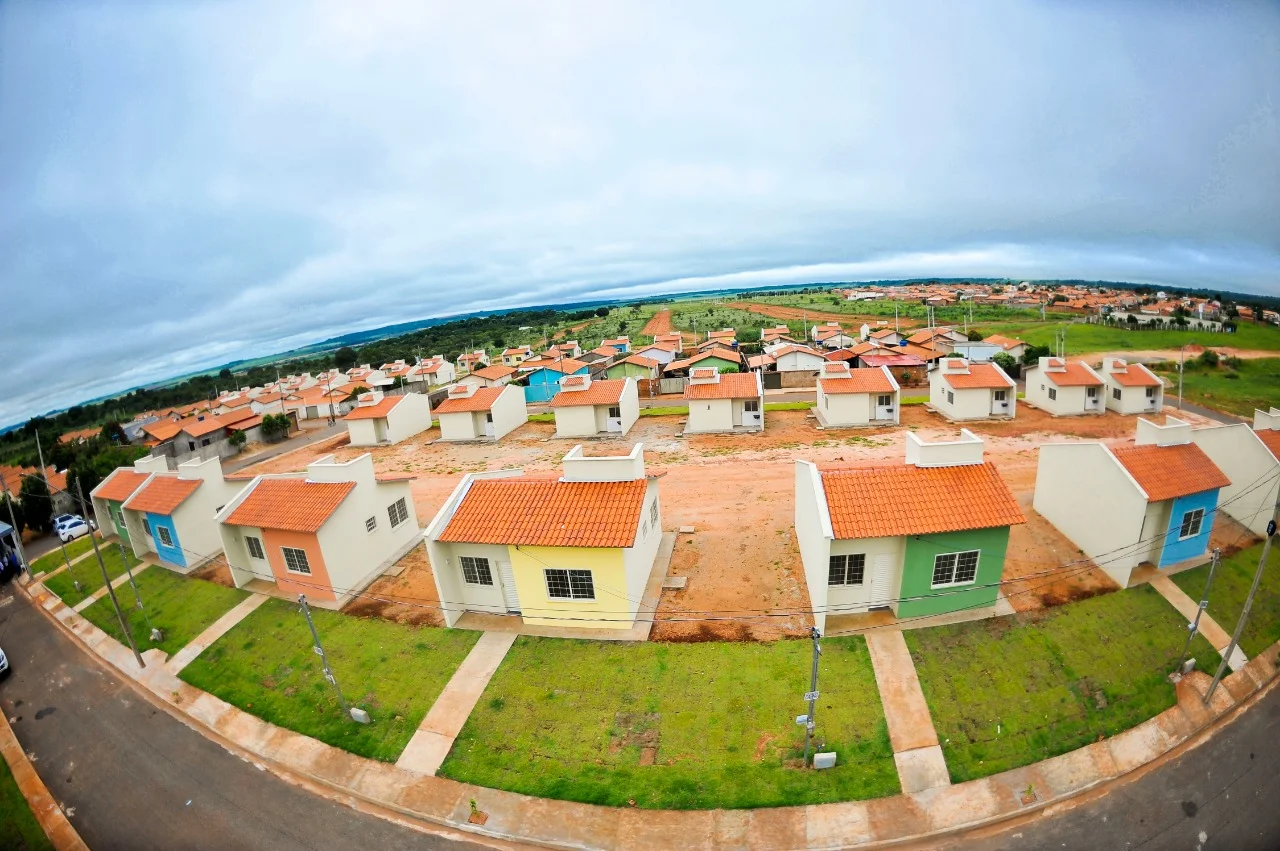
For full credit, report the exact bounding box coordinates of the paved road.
[0,586,488,851]
[222,423,346,473]
[950,678,1280,851]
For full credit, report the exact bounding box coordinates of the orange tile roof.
[983,334,1025,350]
[434,386,505,414]
[821,463,1025,539]
[747,354,776,369]
[343,395,406,420]
[143,420,185,441]
[618,354,658,369]
[549,378,627,407]
[1111,443,1230,502]
[684,372,760,400]
[1255,429,1280,461]
[939,362,1014,390]
[825,348,858,362]
[529,358,589,375]
[439,478,647,547]
[1040,359,1102,387]
[820,369,895,395]
[224,478,356,532]
[869,329,898,339]
[1109,362,1162,387]
[124,476,202,514]
[93,469,153,503]
[771,344,823,359]
[472,364,517,381]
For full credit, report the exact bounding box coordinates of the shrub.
[1197,349,1220,367]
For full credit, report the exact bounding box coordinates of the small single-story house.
[761,325,796,344]
[1023,357,1105,416]
[147,408,264,466]
[908,327,968,353]
[426,443,662,630]
[747,353,777,372]
[700,329,737,349]
[1188,409,1280,538]
[653,332,689,350]
[217,453,420,608]
[824,348,857,363]
[551,341,583,359]
[983,334,1028,360]
[1034,416,1231,587]
[456,350,491,375]
[929,357,1016,421]
[858,353,927,386]
[633,342,679,366]
[549,376,639,438]
[120,456,246,570]
[286,386,352,422]
[771,345,828,373]
[434,383,528,442]
[459,364,517,388]
[602,336,631,354]
[408,355,456,387]
[90,456,170,546]
[683,367,764,434]
[869,328,902,345]
[665,348,742,375]
[579,346,618,366]
[524,358,591,403]
[343,391,433,446]
[1100,357,1164,415]
[796,430,1025,630]
[501,346,534,368]
[605,354,661,381]
[814,363,900,428]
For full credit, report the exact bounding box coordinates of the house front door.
[1144,387,1158,411]
[743,399,762,426]
[991,389,1010,415]
[868,553,895,608]
[1085,386,1100,411]
[497,561,521,613]
[606,406,623,432]
[875,394,895,421]
[484,412,496,439]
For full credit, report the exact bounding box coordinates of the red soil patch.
[346,546,444,626]
[726,301,923,331]
[641,309,674,337]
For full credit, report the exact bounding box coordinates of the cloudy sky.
[1,1,1277,426]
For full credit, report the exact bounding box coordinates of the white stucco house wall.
[548,376,640,438]
[682,368,764,434]
[458,364,517,388]
[343,391,433,446]
[1023,357,1105,416]
[119,456,248,570]
[814,362,900,428]
[929,357,1016,421]
[1189,411,1280,538]
[1099,357,1164,415]
[433,383,528,442]
[772,345,828,373]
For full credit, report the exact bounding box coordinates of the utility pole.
[1175,548,1219,675]
[1,477,28,573]
[117,538,159,641]
[77,481,144,668]
[801,626,822,766]
[35,432,81,591]
[894,303,899,334]
[299,595,368,723]
[1206,499,1280,703]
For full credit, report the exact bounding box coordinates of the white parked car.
[55,516,96,543]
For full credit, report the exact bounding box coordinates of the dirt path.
[1089,346,1279,363]
[641,309,673,337]
[726,301,923,331]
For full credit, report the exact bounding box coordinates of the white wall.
[346,418,381,446]
[828,535,905,615]
[562,443,645,482]
[437,411,480,442]
[220,521,267,589]
[685,398,734,433]
[1134,416,1192,447]
[1191,424,1278,537]
[553,404,599,437]
[618,378,640,434]
[386,394,434,444]
[316,478,420,602]
[776,350,826,372]
[620,479,663,617]
[794,461,833,634]
[819,388,871,426]
[905,429,984,467]
[489,384,528,439]
[1033,443,1149,586]
[432,542,512,615]
[1254,408,1280,430]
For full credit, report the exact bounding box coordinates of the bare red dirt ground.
[229,402,1229,640]
[641,309,673,337]
[726,301,923,331]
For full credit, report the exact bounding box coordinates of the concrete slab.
[827,592,1012,636]
[1148,574,1245,669]
[804,801,875,849]
[865,630,941,752]
[894,745,952,793]
[661,576,687,590]
[678,525,696,534]
[165,593,269,674]
[396,631,517,775]
[1107,717,1175,773]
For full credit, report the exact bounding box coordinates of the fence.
[659,377,687,395]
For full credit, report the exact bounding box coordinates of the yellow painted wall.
[508,545,633,628]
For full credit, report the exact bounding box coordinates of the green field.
[41,543,140,607]
[1171,542,1280,659]
[28,532,106,576]
[1147,358,1280,418]
[179,599,480,762]
[79,566,249,656]
[0,759,51,851]
[978,319,1280,355]
[906,585,1220,783]
[439,635,898,809]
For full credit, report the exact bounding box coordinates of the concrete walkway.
[865,630,951,793]
[165,593,270,674]
[71,562,150,613]
[1148,574,1249,671]
[396,631,517,776]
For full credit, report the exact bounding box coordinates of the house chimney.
[1134,416,1192,447]
[905,430,985,467]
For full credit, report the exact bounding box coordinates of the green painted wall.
[897,526,1011,618]
[105,499,130,544]
[605,362,653,379]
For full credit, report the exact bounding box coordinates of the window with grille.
[460,556,494,586]
[245,536,265,560]
[157,526,173,548]
[1086,387,1098,398]
[994,389,1007,401]
[744,400,760,412]
[650,499,659,528]
[946,390,955,405]
[1112,387,1122,401]
[545,569,594,600]
[1048,387,1057,401]
[143,518,151,535]
[1179,508,1205,540]
[877,394,892,407]
[608,406,621,418]
[932,550,980,587]
[282,547,311,575]
[828,553,866,586]
[1145,387,1156,398]
[365,516,377,533]
[388,497,410,528]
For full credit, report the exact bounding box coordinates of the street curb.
[19,576,1280,850]
[0,709,89,851]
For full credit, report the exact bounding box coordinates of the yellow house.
[425,444,662,630]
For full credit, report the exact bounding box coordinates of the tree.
[261,414,291,441]
[594,307,610,318]
[965,329,983,341]
[992,352,1018,374]
[334,346,358,371]
[1197,349,1220,368]
[19,474,52,534]
[100,421,128,445]
[346,385,370,398]
[218,367,233,381]
[1021,344,1052,366]
[228,429,247,450]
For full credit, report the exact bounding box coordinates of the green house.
[89,468,153,545]
[605,354,660,381]
[795,430,1026,632]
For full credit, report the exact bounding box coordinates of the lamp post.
[1177,342,1197,411]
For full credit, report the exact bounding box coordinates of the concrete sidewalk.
[865,630,951,793]
[396,631,517,776]
[71,561,150,613]
[1148,574,1249,671]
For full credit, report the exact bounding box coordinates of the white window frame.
[876,394,892,408]
[1112,387,1122,401]
[994,389,1008,401]
[365,516,377,533]
[544,568,595,600]
[388,497,409,529]
[156,525,173,548]
[245,535,265,560]
[281,546,312,575]
[744,399,760,413]
[931,549,981,589]
[828,553,866,586]
[460,556,494,586]
[1178,508,1205,540]
[142,518,151,536]
[607,405,621,419]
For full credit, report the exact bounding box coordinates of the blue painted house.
[119,457,246,571]
[524,358,590,404]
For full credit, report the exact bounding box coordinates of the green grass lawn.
[906,585,1221,783]
[978,320,1280,355]
[0,759,51,851]
[639,405,688,417]
[1171,542,1280,659]
[28,532,106,576]
[764,401,811,412]
[179,599,480,762]
[79,566,249,657]
[1148,358,1280,418]
[41,543,140,607]
[526,412,555,422]
[439,635,898,809]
